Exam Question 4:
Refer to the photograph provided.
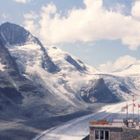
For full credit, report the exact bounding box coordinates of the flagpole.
[138,104,140,123]
[132,95,134,121]
[126,103,128,119]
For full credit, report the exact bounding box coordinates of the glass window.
[95,130,110,140]
[95,130,99,139]
[105,131,109,140]
[100,130,104,139]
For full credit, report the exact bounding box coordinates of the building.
[82,95,140,140]
[83,119,140,140]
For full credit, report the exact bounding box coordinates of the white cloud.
[24,12,38,34]
[0,13,10,24]
[108,3,126,14]
[131,0,140,20]
[24,0,140,50]
[13,0,31,4]
[98,55,139,72]
[1,13,8,19]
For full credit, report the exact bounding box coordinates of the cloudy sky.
[0,0,140,69]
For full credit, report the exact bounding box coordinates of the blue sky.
[59,40,140,66]
[0,0,140,67]
[0,0,132,24]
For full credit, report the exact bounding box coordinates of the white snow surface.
[8,44,99,107]
[0,63,5,71]
[0,59,5,71]
[113,63,140,76]
[35,95,140,140]
[9,43,43,69]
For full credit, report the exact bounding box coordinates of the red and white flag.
[121,105,128,112]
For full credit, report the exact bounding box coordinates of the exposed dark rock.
[0,22,34,46]
[65,55,87,72]
[81,78,120,103]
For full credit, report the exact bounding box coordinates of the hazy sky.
[0,0,140,67]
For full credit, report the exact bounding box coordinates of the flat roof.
[89,119,139,129]
[90,124,125,128]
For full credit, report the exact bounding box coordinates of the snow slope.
[7,40,140,108]
[36,94,140,140]
[1,22,140,108]
[0,60,5,71]
[9,44,99,107]
[113,63,140,76]
[9,43,140,107]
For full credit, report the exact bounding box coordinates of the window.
[95,130,99,139]
[94,130,110,140]
[105,131,109,140]
[100,130,104,139]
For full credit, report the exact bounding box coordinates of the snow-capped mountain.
[0,22,59,73]
[0,22,139,110]
[113,63,140,76]
[0,23,78,119]
[0,22,140,140]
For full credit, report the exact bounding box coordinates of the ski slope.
[34,96,140,140]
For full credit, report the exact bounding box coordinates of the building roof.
[89,119,140,129]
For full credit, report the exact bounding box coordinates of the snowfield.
[0,58,5,71]
[35,95,140,140]
[113,63,140,76]
[0,63,5,71]
[8,43,140,107]
[8,44,101,107]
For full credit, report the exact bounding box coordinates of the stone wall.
[90,127,123,140]
[122,128,140,140]
[89,126,140,140]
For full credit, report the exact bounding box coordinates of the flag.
[121,105,128,112]
[121,107,125,112]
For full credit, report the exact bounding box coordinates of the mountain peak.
[0,22,35,46]
[1,22,15,26]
